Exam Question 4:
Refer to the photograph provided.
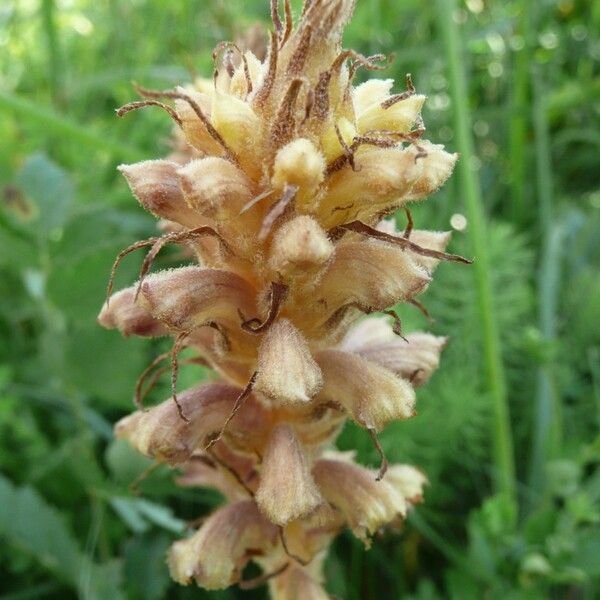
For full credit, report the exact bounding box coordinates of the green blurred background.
[1,0,599,598]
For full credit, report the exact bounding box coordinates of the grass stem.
[508,0,533,225]
[435,0,517,513]
[41,0,63,107]
[528,66,563,503]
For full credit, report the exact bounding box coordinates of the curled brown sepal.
[409,298,434,322]
[133,84,240,167]
[134,352,209,412]
[403,207,414,239]
[205,372,258,451]
[105,236,159,305]
[368,427,389,482]
[134,351,170,411]
[329,220,473,265]
[278,527,310,566]
[381,309,408,343]
[170,331,194,423]
[106,226,231,306]
[240,282,289,334]
[258,184,298,241]
[134,225,232,301]
[325,129,424,176]
[115,100,182,127]
[345,52,389,98]
[380,73,416,109]
[238,563,289,590]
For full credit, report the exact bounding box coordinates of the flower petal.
[316,349,415,430]
[114,382,267,464]
[168,500,278,589]
[256,423,323,525]
[356,331,447,387]
[98,286,168,337]
[255,319,323,404]
[138,266,256,332]
[313,456,407,541]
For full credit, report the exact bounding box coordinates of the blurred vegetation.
[1,0,599,598]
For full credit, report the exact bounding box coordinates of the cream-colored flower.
[101,0,468,595]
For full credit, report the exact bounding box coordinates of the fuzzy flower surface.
[99,0,469,596]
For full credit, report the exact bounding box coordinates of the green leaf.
[124,533,172,600]
[0,473,82,584]
[63,324,147,408]
[134,498,186,534]
[81,560,126,600]
[16,153,74,235]
[109,497,150,534]
[109,495,185,535]
[0,474,125,598]
[106,438,154,485]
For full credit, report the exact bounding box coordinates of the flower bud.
[406,141,458,201]
[211,91,260,155]
[316,241,431,317]
[98,286,168,337]
[320,146,422,226]
[341,315,396,351]
[351,328,447,387]
[268,216,333,281]
[229,51,263,98]
[271,139,326,204]
[352,78,394,114]
[177,157,253,221]
[118,160,204,228]
[173,90,223,155]
[319,117,357,162]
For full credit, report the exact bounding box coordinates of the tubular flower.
[100,1,469,596]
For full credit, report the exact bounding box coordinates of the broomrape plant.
[98,0,471,596]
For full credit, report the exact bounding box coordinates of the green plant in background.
[1,0,599,599]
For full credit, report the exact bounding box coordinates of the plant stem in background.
[435,0,517,513]
[528,66,563,503]
[41,0,63,107]
[508,0,533,225]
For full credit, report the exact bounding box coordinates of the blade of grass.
[41,0,63,107]
[435,0,516,513]
[528,66,563,504]
[0,90,145,162]
[508,0,533,225]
